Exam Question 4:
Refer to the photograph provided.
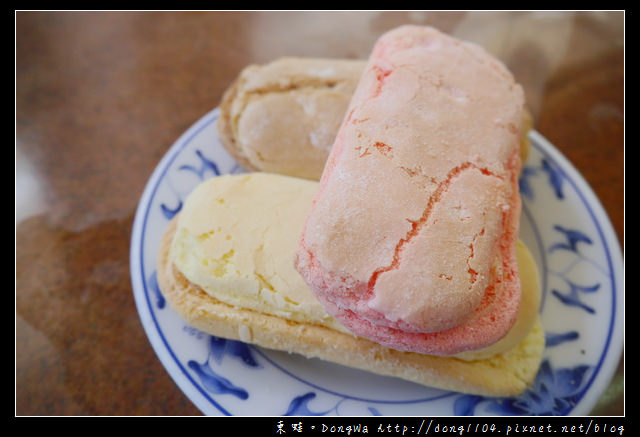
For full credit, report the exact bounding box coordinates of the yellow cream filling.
[171,173,350,334]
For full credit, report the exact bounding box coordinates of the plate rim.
[130,108,232,416]
[526,131,624,416]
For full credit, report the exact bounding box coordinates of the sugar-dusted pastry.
[217,57,366,180]
[296,25,527,355]
[158,173,544,396]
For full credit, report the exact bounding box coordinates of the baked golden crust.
[158,216,544,397]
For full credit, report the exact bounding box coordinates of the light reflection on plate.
[130,108,623,416]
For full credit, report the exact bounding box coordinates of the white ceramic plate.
[130,108,623,416]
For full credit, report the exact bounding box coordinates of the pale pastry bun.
[296,25,526,356]
[217,57,366,180]
[157,173,544,397]
[217,57,532,181]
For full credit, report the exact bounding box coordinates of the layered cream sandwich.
[158,25,545,397]
[158,173,544,397]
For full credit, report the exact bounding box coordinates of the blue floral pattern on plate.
[130,110,623,416]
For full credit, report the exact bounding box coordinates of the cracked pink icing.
[295,25,525,355]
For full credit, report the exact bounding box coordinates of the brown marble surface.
[16,11,624,416]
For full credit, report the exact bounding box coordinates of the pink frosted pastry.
[295,25,525,356]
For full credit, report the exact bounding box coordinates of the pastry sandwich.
[158,173,544,397]
[157,25,544,397]
[296,25,527,357]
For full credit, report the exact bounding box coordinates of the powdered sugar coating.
[295,25,525,355]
